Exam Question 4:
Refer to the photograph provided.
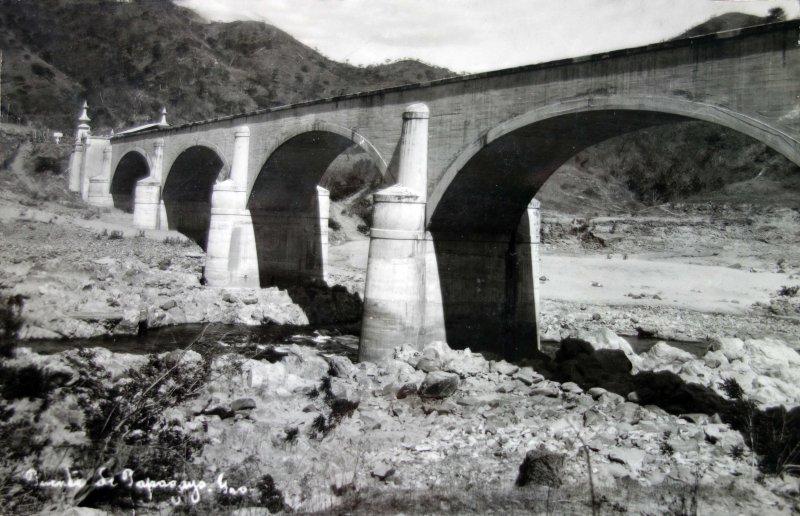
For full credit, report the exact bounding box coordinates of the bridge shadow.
[530,338,800,476]
[285,279,363,326]
[162,146,223,250]
[110,151,149,213]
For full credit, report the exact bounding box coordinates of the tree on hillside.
[766,7,786,22]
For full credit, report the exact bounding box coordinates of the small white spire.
[158,106,169,127]
[78,100,90,124]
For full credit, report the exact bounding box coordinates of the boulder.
[443,350,490,376]
[241,359,287,390]
[638,342,694,373]
[490,360,520,376]
[396,383,419,399]
[744,338,800,367]
[371,464,396,481]
[164,349,203,368]
[561,382,583,394]
[415,357,441,373]
[587,387,608,400]
[703,350,729,369]
[422,341,455,362]
[418,371,459,398]
[578,328,636,357]
[530,382,560,398]
[513,367,544,386]
[323,354,357,379]
[708,337,745,362]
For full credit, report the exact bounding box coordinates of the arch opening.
[162,146,224,250]
[426,107,793,360]
[110,151,149,213]
[248,130,383,293]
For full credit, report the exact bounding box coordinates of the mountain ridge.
[0,0,454,132]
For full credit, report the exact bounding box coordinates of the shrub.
[720,377,744,400]
[255,474,286,513]
[66,344,211,507]
[0,295,25,357]
[284,426,299,443]
[33,156,61,175]
[0,364,54,401]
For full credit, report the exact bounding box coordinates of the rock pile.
[4,329,799,514]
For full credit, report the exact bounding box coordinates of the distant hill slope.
[0,0,454,132]
[674,12,771,38]
[537,120,800,214]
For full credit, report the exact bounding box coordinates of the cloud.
[175,0,799,72]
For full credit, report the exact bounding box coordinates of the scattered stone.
[423,400,459,415]
[231,398,257,412]
[597,391,625,406]
[578,328,636,357]
[443,351,490,376]
[679,413,709,425]
[222,292,238,303]
[371,464,396,481]
[203,404,234,420]
[515,450,565,488]
[607,448,645,471]
[160,299,177,310]
[583,408,605,427]
[418,371,459,398]
[396,383,419,400]
[638,342,694,372]
[530,383,560,398]
[490,360,519,376]
[323,354,357,379]
[242,295,259,305]
[561,382,583,394]
[415,357,441,373]
[587,387,608,400]
[513,367,543,386]
[164,349,203,368]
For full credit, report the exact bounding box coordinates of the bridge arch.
[162,145,226,249]
[425,95,800,358]
[110,149,150,213]
[428,95,800,224]
[248,126,386,288]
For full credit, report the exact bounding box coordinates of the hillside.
[675,11,780,38]
[537,120,800,214]
[0,0,454,132]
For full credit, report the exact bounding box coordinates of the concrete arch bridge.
[69,21,800,362]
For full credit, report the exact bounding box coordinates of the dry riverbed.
[1,194,800,514]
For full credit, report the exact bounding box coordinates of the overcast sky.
[175,0,799,73]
